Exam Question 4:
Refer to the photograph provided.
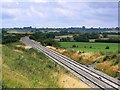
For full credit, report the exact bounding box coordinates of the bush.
[103,56,109,61]
[105,46,109,49]
[84,46,86,48]
[72,45,78,48]
[89,46,92,48]
[118,50,120,54]
[2,33,26,44]
[60,37,71,42]
[42,39,60,47]
[73,34,89,42]
[95,39,120,43]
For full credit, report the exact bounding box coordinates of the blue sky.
[0,0,119,28]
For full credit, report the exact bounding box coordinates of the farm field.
[60,42,118,53]
[7,31,34,34]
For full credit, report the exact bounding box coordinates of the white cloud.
[29,0,49,3]
[1,1,117,28]
[2,8,22,19]
[1,0,14,2]
[26,6,45,18]
[54,2,91,18]
[1,0,119,3]
[55,7,75,17]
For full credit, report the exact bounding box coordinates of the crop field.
[7,31,34,34]
[60,42,118,53]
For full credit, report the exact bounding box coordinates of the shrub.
[95,63,118,77]
[78,56,83,62]
[72,45,78,48]
[84,46,86,48]
[95,39,120,43]
[42,39,60,47]
[100,52,105,55]
[118,50,120,54]
[103,56,109,61]
[105,46,109,49]
[89,46,92,48]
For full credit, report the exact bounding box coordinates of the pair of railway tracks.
[21,37,120,90]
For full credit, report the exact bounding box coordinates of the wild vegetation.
[2,42,69,88]
[42,39,60,47]
[1,31,27,44]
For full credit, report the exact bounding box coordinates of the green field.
[60,42,118,53]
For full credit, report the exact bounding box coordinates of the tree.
[89,32,99,39]
[30,32,47,42]
[45,33,55,39]
[73,34,89,42]
[115,27,120,30]
[2,28,7,34]
[89,46,92,48]
[72,45,78,48]
[102,33,108,38]
[82,26,86,30]
[105,46,109,49]
[42,39,60,47]
[60,37,71,42]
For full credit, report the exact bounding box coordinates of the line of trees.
[1,30,27,44]
[95,39,120,43]
[29,32,61,47]
[60,33,99,42]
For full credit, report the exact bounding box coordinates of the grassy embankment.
[49,42,119,77]
[2,41,90,88]
[2,41,63,88]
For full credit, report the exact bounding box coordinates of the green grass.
[60,42,118,53]
[2,42,66,88]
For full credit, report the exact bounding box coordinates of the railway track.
[21,37,120,90]
[39,45,120,86]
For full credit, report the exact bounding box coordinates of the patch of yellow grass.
[58,73,90,88]
[13,49,23,54]
[7,31,34,34]
[16,45,32,49]
[96,61,118,77]
[96,61,112,71]
[46,46,56,50]
[105,65,118,77]
[32,53,37,59]
[2,64,32,88]
[24,46,32,49]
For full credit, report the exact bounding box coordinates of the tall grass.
[2,42,67,88]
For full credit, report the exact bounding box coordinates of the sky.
[0,0,119,28]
